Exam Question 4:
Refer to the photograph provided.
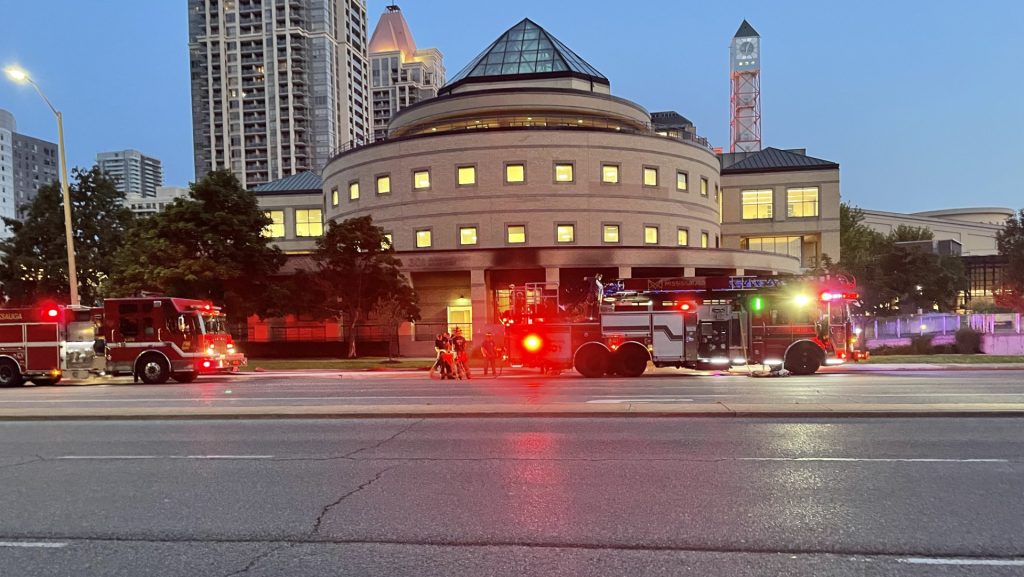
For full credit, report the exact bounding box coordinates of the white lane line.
[55,455,273,460]
[0,542,67,548]
[587,398,694,404]
[899,557,1024,566]
[736,457,1008,463]
[0,396,475,404]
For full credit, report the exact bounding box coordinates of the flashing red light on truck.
[523,334,544,353]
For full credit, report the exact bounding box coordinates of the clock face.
[739,41,755,56]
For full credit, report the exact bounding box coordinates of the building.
[188,0,370,189]
[0,108,59,223]
[720,147,842,269]
[96,149,163,197]
[124,186,190,217]
[368,5,444,142]
[319,18,802,354]
[251,170,323,254]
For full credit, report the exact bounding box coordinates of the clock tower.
[730,20,761,153]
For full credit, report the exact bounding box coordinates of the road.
[1,369,1024,415]
[1,417,1024,576]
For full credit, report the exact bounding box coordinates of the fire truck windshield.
[201,314,228,334]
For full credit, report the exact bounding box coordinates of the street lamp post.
[4,66,79,305]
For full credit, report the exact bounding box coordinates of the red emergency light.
[522,334,544,353]
[679,302,697,312]
[820,291,860,302]
[45,308,59,318]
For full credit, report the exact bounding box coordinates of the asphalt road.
[1,418,1024,576]
[1,369,1023,412]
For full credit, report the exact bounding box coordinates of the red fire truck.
[0,297,246,387]
[501,274,864,377]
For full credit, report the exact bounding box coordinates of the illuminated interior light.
[710,357,730,365]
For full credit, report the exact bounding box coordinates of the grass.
[239,357,434,372]
[863,354,1024,365]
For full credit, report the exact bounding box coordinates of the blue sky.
[1,0,1021,212]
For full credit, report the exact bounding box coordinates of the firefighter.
[430,331,450,379]
[480,332,497,377]
[438,338,456,380]
[451,327,470,379]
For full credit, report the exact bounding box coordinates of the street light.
[4,65,79,305]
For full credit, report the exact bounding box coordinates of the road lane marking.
[735,457,1008,463]
[0,542,67,548]
[55,455,274,460]
[0,396,478,404]
[587,398,694,404]
[899,558,1024,566]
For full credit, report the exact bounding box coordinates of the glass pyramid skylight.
[445,18,607,90]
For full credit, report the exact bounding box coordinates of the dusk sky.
[2,0,1021,212]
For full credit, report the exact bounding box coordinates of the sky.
[1,0,1021,212]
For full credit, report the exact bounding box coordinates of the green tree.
[109,170,285,320]
[0,167,134,305]
[371,294,418,360]
[312,215,419,358]
[995,209,1024,312]
[838,202,886,274]
[887,224,933,242]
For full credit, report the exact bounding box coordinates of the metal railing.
[858,313,1022,339]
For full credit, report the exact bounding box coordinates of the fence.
[858,313,1022,340]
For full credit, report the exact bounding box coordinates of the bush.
[909,334,935,355]
[869,344,914,356]
[932,343,958,354]
[955,327,982,354]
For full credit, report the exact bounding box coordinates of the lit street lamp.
[4,65,79,305]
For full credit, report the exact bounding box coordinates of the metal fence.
[858,313,1022,339]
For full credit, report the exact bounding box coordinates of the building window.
[459,226,478,246]
[643,166,658,187]
[556,224,575,243]
[348,181,359,200]
[602,164,619,184]
[677,228,689,246]
[376,174,391,194]
[383,233,393,249]
[676,171,688,192]
[415,229,432,248]
[295,209,323,237]
[505,163,525,184]
[715,182,720,201]
[787,187,820,217]
[701,231,709,248]
[603,224,620,244]
[263,210,284,238]
[741,189,774,220]
[413,169,431,190]
[644,225,659,245]
[457,166,476,186]
[700,177,709,197]
[554,163,574,183]
[507,225,526,244]
[742,236,803,259]
[331,187,339,206]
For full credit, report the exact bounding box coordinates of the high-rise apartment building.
[188,0,370,189]
[0,108,60,225]
[96,149,164,197]
[368,5,444,142]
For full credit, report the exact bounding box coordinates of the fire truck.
[0,297,246,387]
[501,274,864,377]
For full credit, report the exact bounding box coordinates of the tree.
[108,170,285,320]
[312,215,419,358]
[996,209,1024,312]
[838,202,886,274]
[371,294,418,360]
[0,167,135,305]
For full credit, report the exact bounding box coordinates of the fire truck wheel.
[0,359,23,387]
[136,353,171,385]
[611,343,650,378]
[784,342,823,375]
[171,371,199,384]
[573,343,609,378]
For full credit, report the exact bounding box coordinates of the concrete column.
[471,268,487,343]
[545,267,559,284]
[618,266,631,279]
[734,268,745,276]
[684,267,695,277]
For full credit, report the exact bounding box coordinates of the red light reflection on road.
[501,431,573,534]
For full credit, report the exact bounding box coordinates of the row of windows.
[741,187,820,220]
[405,224,715,249]
[263,209,323,238]
[330,163,716,205]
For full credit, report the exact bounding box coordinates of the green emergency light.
[752,296,763,312]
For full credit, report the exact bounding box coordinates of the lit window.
[644,226,659,245]
[700,177,709,197]
[742,236,803,259]
[507,225,526,244]
[459,226,478,245]
[643,167,658,187]
[676,171,688,191]
[263,210,284,238]
[376,174,391,194]
[787,187,819,217]
[701,232,709,248]
[677,228,689,246]
[603,224,620,243]
[413,170,430,190]
[741,189,773,220]
[506,163,525,184]
[555,163,574,183]
[295,209,323,237]
[416,229,432,248]
[556,224,575,243]
[349,181,359,200]
[602,164,619,184]
[331,187,339,206]
[457,166,476,186]
[382,233,393,250]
